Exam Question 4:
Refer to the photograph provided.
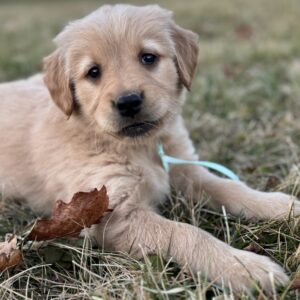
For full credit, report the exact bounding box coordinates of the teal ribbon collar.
[157,143,239,181]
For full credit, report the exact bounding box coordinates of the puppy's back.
[0,76,50,200]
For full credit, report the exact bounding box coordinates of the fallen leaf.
[265,175,280,191]
[0,235,22,271]
[290,273,300,290]
[28,186,109,241]
[244,241,262,254]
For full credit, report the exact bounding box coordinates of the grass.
[1,0,300,298]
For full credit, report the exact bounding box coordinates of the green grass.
[1,0,300,299]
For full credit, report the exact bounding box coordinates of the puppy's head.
[44,5,199,142]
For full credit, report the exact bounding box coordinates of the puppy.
[0,4,299,293]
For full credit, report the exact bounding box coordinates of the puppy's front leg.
[163,116,300,219]
[87,207,288,293]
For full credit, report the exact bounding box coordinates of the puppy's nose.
[115,91,143,118]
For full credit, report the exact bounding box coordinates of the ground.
[0,0,300,299]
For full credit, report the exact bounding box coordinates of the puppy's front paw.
[227,249,289,293]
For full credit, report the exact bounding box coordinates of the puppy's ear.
[43,49,73,116]
[171,24,199,91]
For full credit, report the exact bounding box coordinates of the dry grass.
[1,0,300,299]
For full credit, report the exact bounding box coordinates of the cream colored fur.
[0,4,299,294]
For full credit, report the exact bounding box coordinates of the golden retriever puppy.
[0,4,299,293]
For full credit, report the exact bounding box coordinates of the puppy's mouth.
[119,120,160,138]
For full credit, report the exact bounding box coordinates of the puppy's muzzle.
[114,91,143,118]
[113,90,159,138]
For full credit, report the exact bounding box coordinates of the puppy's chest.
[102,150,170,207]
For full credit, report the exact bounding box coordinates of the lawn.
[0,0,300,299]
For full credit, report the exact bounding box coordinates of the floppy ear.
[43,49,73,116]
[171,24,199,91]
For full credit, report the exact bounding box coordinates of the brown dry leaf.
[0,235,22,271]
[28,186,109,241]
[264,175,280,191]
[290,273,300,290]
[244,241,262,254]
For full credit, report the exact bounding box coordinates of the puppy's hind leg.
[164,116,300,220]
[177,166,300,220]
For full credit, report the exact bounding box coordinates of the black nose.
[115,91,143,117]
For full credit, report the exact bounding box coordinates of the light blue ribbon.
[157,143,239,181]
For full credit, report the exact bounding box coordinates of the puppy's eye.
[87,66,101,79]
[140,53,157,65]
